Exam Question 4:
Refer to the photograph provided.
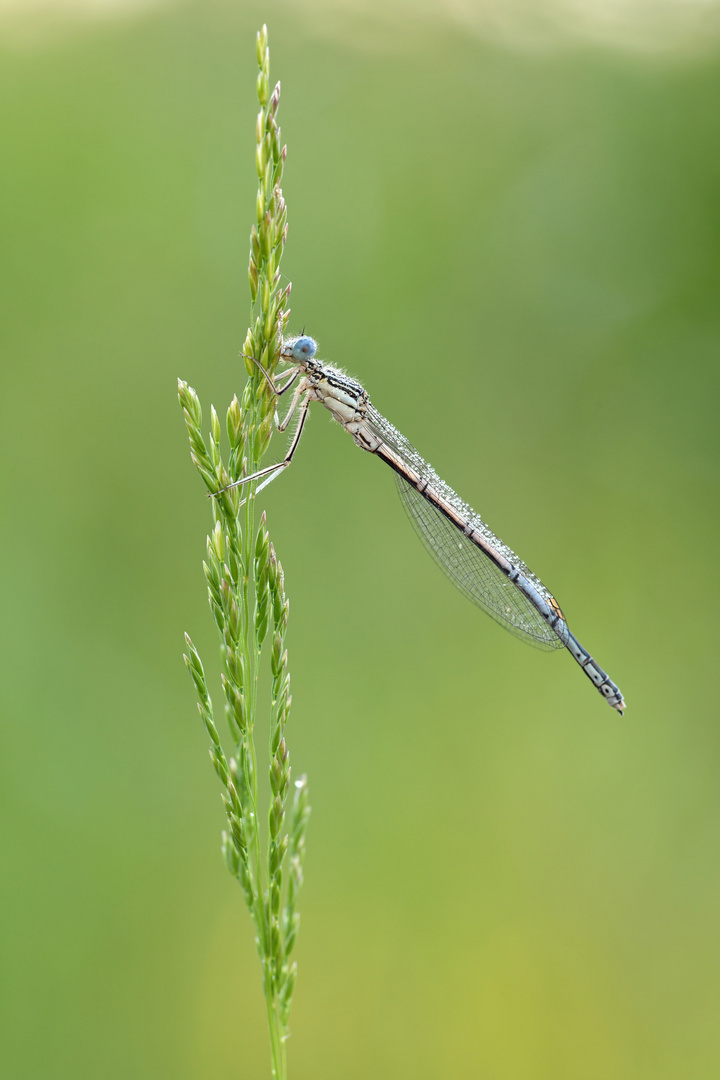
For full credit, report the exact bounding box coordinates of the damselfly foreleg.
[241,352,299,398]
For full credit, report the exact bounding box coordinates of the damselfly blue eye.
[290,336,317,362]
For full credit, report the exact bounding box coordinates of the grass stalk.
[178,25,308,1080]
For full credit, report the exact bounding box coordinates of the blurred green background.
[2,1,720,1077]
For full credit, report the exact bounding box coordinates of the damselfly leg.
[213,355,311,497]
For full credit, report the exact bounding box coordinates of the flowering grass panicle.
[178,25,308,1080]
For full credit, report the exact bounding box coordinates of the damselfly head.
[283,335,318,364]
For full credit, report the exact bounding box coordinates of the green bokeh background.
[2,2,719,1077]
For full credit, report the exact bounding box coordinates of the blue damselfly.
[220,336,625,714]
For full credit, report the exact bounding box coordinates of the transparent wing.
[366,405,564,651]
[395,475,562,649]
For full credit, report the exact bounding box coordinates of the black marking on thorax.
[328,371,365,396]
[311,363,368,405]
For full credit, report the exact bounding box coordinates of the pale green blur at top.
[1,1,719,1077]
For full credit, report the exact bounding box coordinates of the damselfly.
[219,336,625,714]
